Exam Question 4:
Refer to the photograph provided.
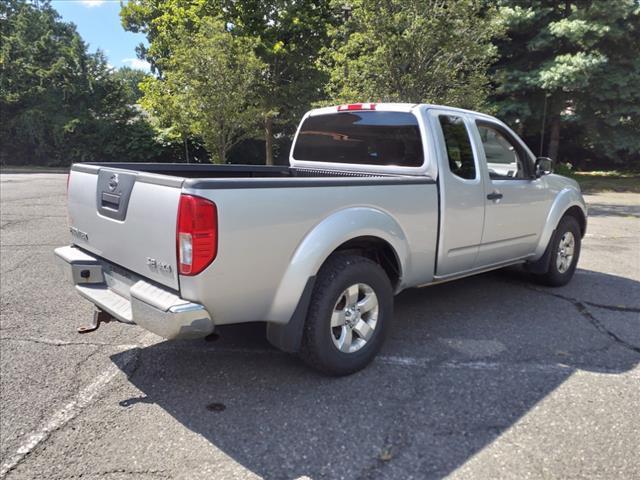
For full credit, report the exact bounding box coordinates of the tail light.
[176,194,218,275]
[337,103,376,111]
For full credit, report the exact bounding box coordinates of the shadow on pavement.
[111,268,639,479]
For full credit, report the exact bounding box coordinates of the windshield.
[292,111,424,167]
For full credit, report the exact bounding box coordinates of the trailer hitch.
[78,309,112,333]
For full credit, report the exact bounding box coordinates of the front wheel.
[533,216,581,287]
[300,254,393,376]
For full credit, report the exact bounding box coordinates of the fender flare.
[532,187,587,261]
[265,207,410,352]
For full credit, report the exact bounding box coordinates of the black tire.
[300,254,393,376]
[534,216,581,287]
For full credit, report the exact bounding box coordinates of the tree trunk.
[183,136,190,163]
[547,117,561,161]
[265,116,274,166]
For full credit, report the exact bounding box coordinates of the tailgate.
[67,165,183,290]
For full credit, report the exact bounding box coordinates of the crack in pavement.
[0,325,21,332]
[0,347,142,479]
[0,214,66,219]
[0,220,26,230]
[3,334,637,378]
[0,254,31,277]
[27,468,171,479]
[1,334,637,375]
[1,195,66,203]
[0,336,140,349]
[1,243,66,248]
[70,347,109,396]
[526,286,640,355]
[0,216,60,231]
[584,300,640,314]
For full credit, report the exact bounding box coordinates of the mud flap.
[266,276,316,353]
[525,229,556,274]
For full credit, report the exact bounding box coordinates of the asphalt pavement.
[1,173,639,479]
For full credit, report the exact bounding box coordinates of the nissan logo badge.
[108,173,119,192]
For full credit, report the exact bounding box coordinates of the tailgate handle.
[96,169,136,221]
[101,192,121,209]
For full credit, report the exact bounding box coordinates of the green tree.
[120,0,216,75]
[0,0,167,165]
[139,75,195,163]
[491,0,640,166]
[322,0,502,109]
[121,0,334,164]
[140,18,265,163]
[111,67,148,104]
[217,0,335,164]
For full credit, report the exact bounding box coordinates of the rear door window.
[292,111,424,167]
[438,115,476,180]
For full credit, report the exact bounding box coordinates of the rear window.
[292,111,424,167]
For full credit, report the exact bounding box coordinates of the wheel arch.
[563,205,587,238]
[532,188,587,260]
[265,207,409,352]
[330,235,402,290]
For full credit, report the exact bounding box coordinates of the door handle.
[487,191,503,200]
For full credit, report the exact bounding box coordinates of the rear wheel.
[300,254,393,376]
[534,216,581,286]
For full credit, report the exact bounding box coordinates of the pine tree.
[491,0,640,167]
[0,0,166,165]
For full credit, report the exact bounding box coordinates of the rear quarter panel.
[179,182,438,325]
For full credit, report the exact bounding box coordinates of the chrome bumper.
[54,245,214,340]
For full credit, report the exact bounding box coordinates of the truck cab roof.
[306,102,498,123]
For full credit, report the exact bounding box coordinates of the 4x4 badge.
[146,257,172,274]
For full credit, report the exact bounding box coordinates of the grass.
[570,171,640,194]
[0,165,69,174]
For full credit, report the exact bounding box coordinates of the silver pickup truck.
[55,103,587,375]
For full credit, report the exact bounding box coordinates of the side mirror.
[535,157,554,178]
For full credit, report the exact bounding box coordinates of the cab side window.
[476,123,529,180]
[439,115,476,180]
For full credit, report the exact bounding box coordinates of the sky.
[52,0,150,71]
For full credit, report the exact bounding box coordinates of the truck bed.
[81,163,295,179]
[80,163,389,179]
[76,163,433,191]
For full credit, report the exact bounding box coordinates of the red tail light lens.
[176,194,218,275]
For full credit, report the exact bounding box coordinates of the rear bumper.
[54,245,214,340]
